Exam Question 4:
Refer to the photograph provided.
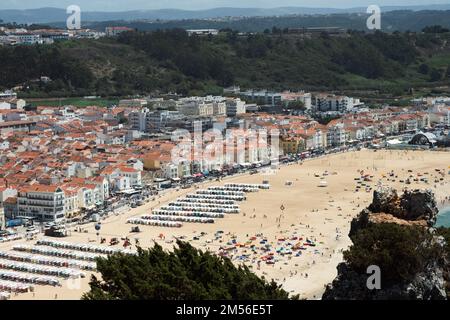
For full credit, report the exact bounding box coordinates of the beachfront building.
[280,136,305,155]
[17,185,65,222]
[0,207,4,230]
[300,129,324,150]
[62,187,80,217]
[117,167,142,188]
[326,123,347,147]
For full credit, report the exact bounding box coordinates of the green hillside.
[1,29,450,98]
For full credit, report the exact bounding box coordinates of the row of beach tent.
[0,259,85,279]
[0,251,96,271]
[0,291,11,300]
[208,186,260,192]
[225,183,270,190]
[175,198,236,205]
[127,218,182,228]
[0,234,23,244]
[186,194,246,201]
[0,280,31,293]
[36,240,128,255]
[152,209,225,218]
[13,245,104,262]
[196,189,246,197]
[168,201,239,210]
[160,205,238,214]
[141,214,215,224]
[0,270,61,286]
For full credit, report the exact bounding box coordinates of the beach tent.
[318,180,328,187]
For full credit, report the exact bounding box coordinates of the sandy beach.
[3,149,449,300]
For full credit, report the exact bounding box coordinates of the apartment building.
[226,98,246,117]
[326,124,347,147]
[280,136,305,155]
[178,101,214,117]
[128,109,182,132]
[117,167,142,188]
[315,94,355,113]
[147,110,182,132]
[213,102,227,116]
[17,185,65,222]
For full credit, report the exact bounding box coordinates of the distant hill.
[2,5,450,24]
[80,10,450,33]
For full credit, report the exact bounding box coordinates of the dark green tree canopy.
[83,241,294,300]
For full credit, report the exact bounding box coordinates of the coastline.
[4,149,450,300]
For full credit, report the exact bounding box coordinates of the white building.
[186,29,219,36]
[315,94,355,113]
[117,167,142,188]
[226,98,246,116]
[17,185,65,222]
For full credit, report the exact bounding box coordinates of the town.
[0,25,134,45]
[0,87,448,233]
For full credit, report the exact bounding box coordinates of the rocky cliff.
[323,188,448,300]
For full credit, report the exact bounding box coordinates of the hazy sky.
[0,0,448,11]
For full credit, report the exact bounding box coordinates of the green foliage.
[287,100,305,110]
[344,223,444,286]
[82,241,293,300]
[423,25,450,33]
[2,30,450,97]
[436,227,450,299]
[0,45,93,90]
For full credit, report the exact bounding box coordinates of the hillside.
[2,29,450,98]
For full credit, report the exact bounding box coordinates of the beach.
[3,149,450,300]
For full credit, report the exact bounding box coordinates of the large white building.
[17,185,65,222]
[315,94,355,113]
[128,109,183,132]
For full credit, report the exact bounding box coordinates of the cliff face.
[323,188,447,300]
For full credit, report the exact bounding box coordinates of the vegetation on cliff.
[345,223,444,285]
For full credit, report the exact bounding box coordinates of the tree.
[287,100,305,111]
[344,223,444,285]
[83,241,295,300]
[422,25,450,33]
[418,63,429,75]
[429,68,443,82]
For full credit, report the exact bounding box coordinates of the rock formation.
[323,188,447,300]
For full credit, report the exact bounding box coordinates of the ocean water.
[436,206,450,227]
